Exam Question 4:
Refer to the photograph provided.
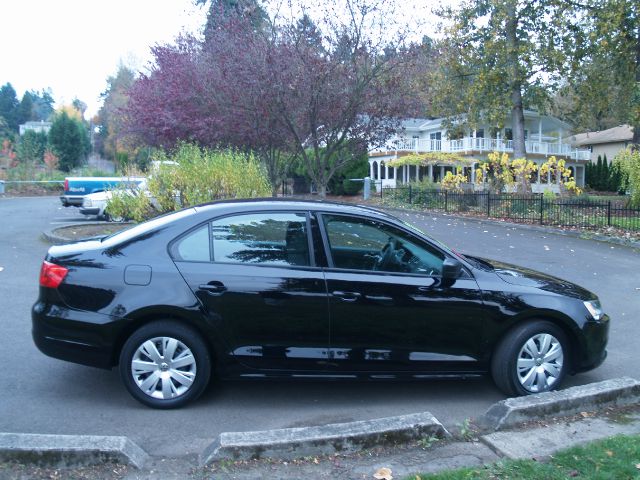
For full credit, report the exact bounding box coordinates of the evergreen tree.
[48,112,89,172]
[595,155,603,190]
[602,154,610,191]
[0,83,19,132]
[17,92,35,125]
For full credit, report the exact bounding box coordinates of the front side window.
[211,212,310,267]
[322,214,445,275]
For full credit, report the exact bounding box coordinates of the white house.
[19,120,52,136]
[369,111,591,192]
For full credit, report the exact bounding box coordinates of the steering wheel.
[374,238,398,271]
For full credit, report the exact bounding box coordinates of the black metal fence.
[380,185,640,232]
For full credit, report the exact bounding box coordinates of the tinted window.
[322,214,445,275]
[174,225,210,262]
[211,212,310,266]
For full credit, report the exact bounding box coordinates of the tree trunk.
[632,26,640,148]
[505,1,527,161]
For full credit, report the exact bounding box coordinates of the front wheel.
[491,320,569,397]
[119,320,211,408]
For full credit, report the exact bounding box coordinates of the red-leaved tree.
[126,0,420,196]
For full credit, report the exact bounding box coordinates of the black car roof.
[193,198,399,221]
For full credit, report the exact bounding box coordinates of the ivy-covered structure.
[368,114,591,192]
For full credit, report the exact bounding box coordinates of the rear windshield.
[101,208,197,247]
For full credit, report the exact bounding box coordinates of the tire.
[104,212,124,223]
[119,320,211,409]
[491,320,569,397]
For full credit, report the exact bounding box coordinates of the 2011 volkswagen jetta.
[32,200,609,408]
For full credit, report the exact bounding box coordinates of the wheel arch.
[490,310,584,374]
[110,307,219,368]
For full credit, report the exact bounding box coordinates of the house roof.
[399,118,438,130]
[571,125,633,146]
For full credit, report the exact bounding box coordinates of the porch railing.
[376,137,591,161]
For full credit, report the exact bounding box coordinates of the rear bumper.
[60,195,84,207]
[32,300,116,369]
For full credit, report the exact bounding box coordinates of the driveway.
[0,196,637,459]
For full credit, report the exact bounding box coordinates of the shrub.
[148,143,271,211]
[107,143,272,222]
[105,188,153,223]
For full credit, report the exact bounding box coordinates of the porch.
[368,157,587,193]
[371,136,591,161]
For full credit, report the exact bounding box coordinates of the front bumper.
[79,207,101,216]
[574,314,610,374]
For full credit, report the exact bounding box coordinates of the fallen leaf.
[313,457,319,464]
[373,467,393,480]
[568,470,579,477]
[636,463,640,469]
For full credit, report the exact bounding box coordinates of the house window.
[504,128,513,141]
[429,132,442,151]
[476,129,484,138]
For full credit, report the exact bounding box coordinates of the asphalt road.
[0,196,638,459]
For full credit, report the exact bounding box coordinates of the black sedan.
[33,200,609,408]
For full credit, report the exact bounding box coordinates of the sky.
[0,0,207,118]
[0,0,453,121]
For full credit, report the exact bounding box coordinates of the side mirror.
[442,257,463,280]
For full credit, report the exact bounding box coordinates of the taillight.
[64,179,69,191]
[39,261,68,288]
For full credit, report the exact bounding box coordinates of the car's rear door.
[172,211,330,371]
[318,213,487,374]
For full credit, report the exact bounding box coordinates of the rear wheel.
[119,320,211,408]
[491,320,568,397]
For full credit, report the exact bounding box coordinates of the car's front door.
[173,211,330,371]
[319,213,487,374]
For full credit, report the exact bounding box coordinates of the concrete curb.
[0,433,150,469]
[42,222,133,245]
[478,377,640,431]
[201,411,449,465]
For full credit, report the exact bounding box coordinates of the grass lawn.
[409,434,640,480]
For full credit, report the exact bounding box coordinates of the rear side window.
[174,225,211,262]
[211,212,310,266]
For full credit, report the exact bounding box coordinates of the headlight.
[584,299,605,321]
[83,198,92,207]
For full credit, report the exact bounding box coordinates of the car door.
[318,213,487,374]
[172,211,330,371]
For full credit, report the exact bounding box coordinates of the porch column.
[377,161,381,180]
[471,163,476,183]
[538,119,542,142]
[415,164,419,182]
[440,166,445,181]
[369,161,374,179]
[428,164,433,182]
